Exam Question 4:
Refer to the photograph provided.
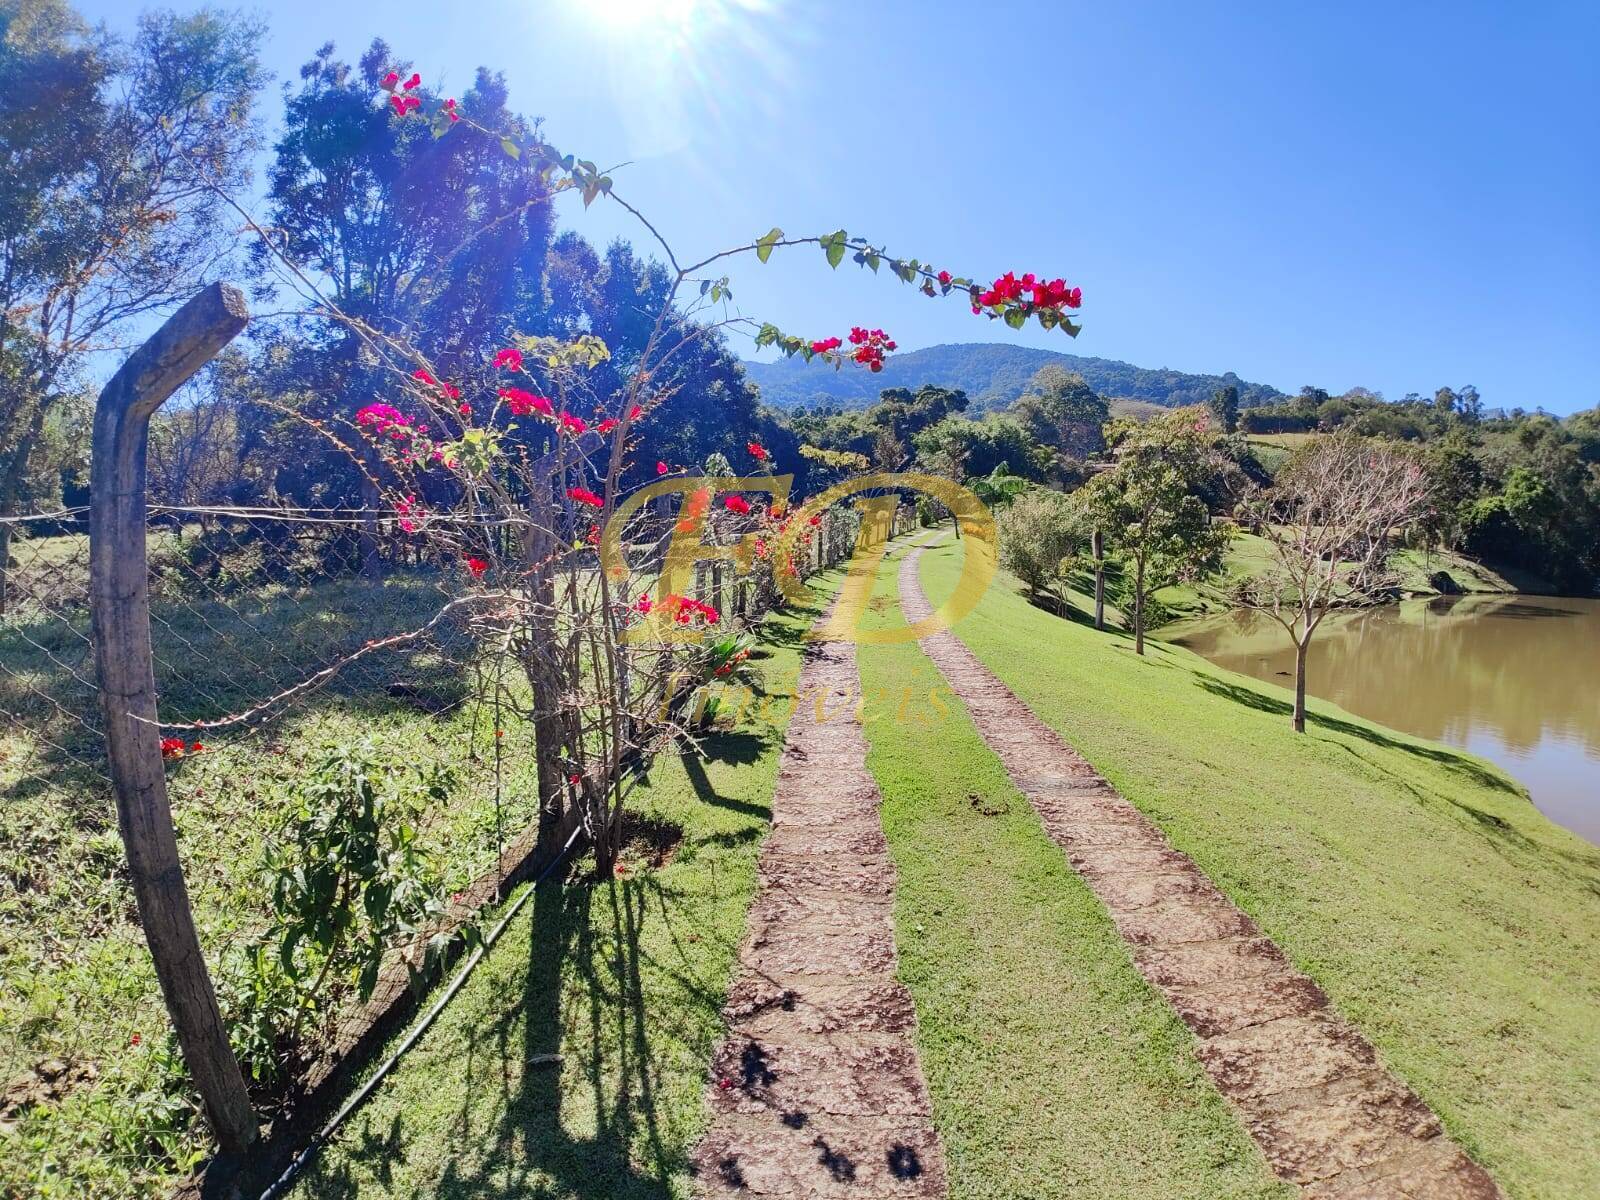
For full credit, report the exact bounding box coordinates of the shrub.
[998,487,1083,602]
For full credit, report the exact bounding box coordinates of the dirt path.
[690,609,948,1197]
[898,545,1499,1200]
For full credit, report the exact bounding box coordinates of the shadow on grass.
[1193,673,1524,796]
[300,876,684,1200]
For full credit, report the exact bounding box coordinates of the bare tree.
[1236,434,1432,732]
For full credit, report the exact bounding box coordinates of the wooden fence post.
[1092,528,1106,631]
[89,283,259,1156]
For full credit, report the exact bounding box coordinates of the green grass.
[1149,530,1523,625]
[918,531,1600,1200]
[284,589,819,1199]
[856,542,1289,1199]
[1,566,543,1198]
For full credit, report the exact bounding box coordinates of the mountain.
[740,342,1284,412]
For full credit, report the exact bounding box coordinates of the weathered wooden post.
[1091,529,1106,631]
[90,283,259,1155]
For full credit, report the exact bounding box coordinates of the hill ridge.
[741,341,1284,412]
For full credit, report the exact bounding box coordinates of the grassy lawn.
[1,553,543,1197]
[918,531,1600,1200]
[856,541,1289,1199]
[1149,529,1524,624]
[284,589,819,1199]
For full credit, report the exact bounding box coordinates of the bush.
[997,487,1083,602]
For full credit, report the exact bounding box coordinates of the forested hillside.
[742,341,1283,411]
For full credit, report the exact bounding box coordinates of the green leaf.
[500,137,520,160]
[755,227,783,264]
[1004,307,1027,330]
[865,252,880,273]
[826,239,846,269]
[1062,319,1082,338]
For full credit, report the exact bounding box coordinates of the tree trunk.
[0,517,13,619]
[1091,529,1105,631]
[89,284,258,1156]
[360,472,382,582]
[1133,554,1146,655]
[0,416,45,620]
[1292,636,1309,733]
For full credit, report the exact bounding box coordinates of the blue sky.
[79,0,1599,413]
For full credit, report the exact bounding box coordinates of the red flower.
[937,270,952,285]
[499,387,552,417]
[628,404,643,420]
[557,412,588,436]
[568,773,581,786]
[412,368,435,386]
[747,441,768,461]
[656,460,668,475]
[567,486,604,508]
[810,336,842,354]
[465,556,488,578]
[402,72,421,91]
[597,417,619,434]
[381,71,400,91]
[444,97,459,124]
[717,1077,733,1091]
[723,495,751,515]
[635,594,653,614]
[160,737,186,760]
[389,94,421,117]
[493,347,522,370]
[130,1032,142,1047]
[190,741,204,754]
[457,402,471,417]
[495,728,504,738]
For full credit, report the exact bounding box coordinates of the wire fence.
[0,492,903,1194]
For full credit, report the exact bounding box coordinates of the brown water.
[1168,595,1600,845]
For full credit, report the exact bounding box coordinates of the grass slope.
[918,532,1600,1200]
[856,542,1289,1199]
[286,592,819,1199]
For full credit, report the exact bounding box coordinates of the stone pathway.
[897,544,1500,1200]
[690,615,947,1197]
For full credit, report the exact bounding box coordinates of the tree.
[1208,384,1240,434]
[1073,411,1232,654]
[1011,365,1109,461]
[1236,434,1432,732]
[997,486,1083,607]
[0,0,265,612]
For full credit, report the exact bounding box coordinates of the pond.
[1167,595,1600,845]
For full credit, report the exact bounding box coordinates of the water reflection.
[1168,595,1600,844]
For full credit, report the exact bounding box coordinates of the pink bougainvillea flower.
[499,387,552,417]
[746,441,768,461]
[402,72,421,91]
[160,737,185,760]
[567,486,604,508]
[412,368,435,386]
[444,97,460,123]
[628,404,642,420]
[381,71,399,91]
[465,556,488,578]
[656,460,668,475]
[457,402,471,417]
[597,417,618,435]
[568,773,581,786]
[937,269,952,285]
[493,347,522,370]
[556,411,588,436]
[635,594,653,614]
[723,494,751,515]
[810,336,842,354]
